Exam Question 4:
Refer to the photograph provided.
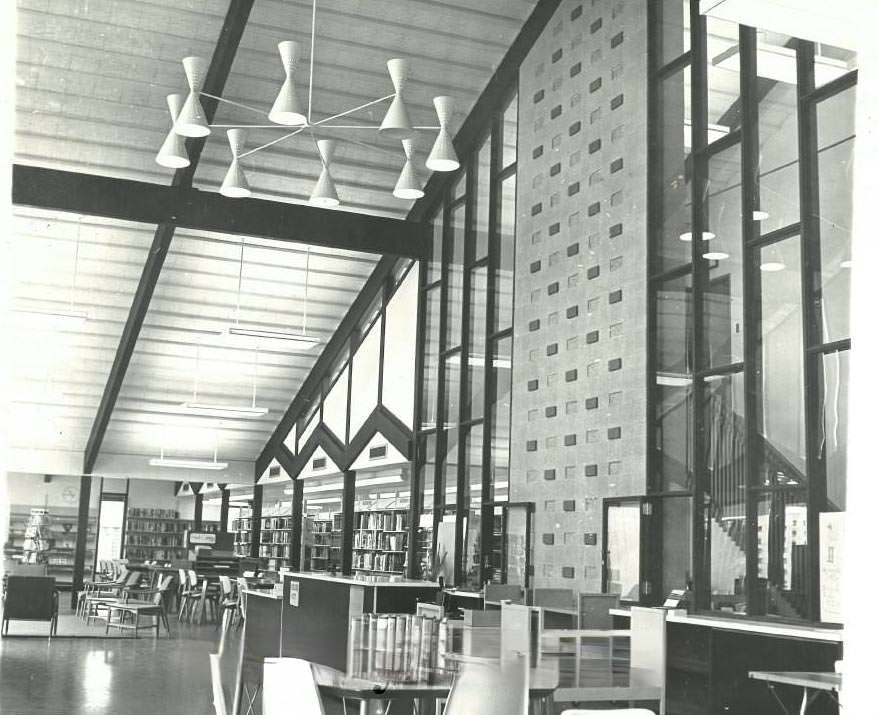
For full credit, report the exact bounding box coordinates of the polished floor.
[0,608,220,715]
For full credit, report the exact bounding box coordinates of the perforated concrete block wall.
[509,0,648,592]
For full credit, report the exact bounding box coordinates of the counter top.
[244,588,283,600]
[609,607,843,642]
[283,571,440,588]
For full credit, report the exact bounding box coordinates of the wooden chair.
[217,576,239,632]
[105,575,174,638]
[2,576,58,636]
[77,566,130,617]
[84,571,142,625]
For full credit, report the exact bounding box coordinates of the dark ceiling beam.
[408,0,563,222]
[12,165,429,258]
[82,0,255,475]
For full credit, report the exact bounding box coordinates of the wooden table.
[749,671,841,714]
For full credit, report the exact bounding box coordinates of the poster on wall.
[819,512,844,624]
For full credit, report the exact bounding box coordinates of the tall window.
[648,0,855,622]
[415,92,518,586]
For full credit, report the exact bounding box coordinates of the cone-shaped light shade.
[175,57,211,137]
[221,129,250,198]
[426,96,459,172]
[393,140,423,199]
[221,159,251,198]
[175,91,210,137]
[156,94,190,168]
[380,59,413,138]
[426,127,459,172]
[310,167,339,207]
[269,42,306,125]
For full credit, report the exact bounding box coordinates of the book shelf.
[352,508,409,575]
[3,504,98,586]
[232,512,252,557]
[124,508,219,562]
[259,514,292,571]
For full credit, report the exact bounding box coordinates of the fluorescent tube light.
[299,474,403,495]
[227,326,320,348]
[149,457,228,470]
[180,402,269,419]
[13,308,89,327]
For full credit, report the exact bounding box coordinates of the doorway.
[95,494,127,563]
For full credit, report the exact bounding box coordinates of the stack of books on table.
[346,613,452,684]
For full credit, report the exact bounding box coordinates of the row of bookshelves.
[356,511,407,532]
[353,551,406,574]
[353,531,406,551]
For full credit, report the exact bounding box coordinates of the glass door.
[96,494,126,563]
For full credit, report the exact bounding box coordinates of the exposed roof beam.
[12,166,429,258]
[81,0,256,475]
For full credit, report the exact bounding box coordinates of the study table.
[748,671,841,714]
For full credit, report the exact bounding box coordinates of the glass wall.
[415,91,519,586]
[648,0,854,622]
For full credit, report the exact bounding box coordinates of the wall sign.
[188,532,217,546]
[289,580,300,607]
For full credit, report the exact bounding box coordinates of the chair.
[83,571,142,625]
[2,576,58,636]
[263,658,325,715]
[578,593,621,629]
[546,606,667,715]
[217,576,239,632]
[444,653,529,715]
[105,575,174,638]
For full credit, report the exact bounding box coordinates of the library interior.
[2,1,873,713]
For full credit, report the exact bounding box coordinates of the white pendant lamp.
[426,96,460,172]
[175,56,211,138]
[156,94,191,168]
[703,251,730,260]
[269,41,307,126]
[310,139,340,207]
[679,230,716,242]
[393,138,424,200]
[380,59,414,139]
[220,129,251,198]
[760,243,786,272]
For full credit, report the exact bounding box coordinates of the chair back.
[115,565,130,583]
[500,602,541,665]
[485,583,526,604]
[444,653,528,715]
[124,571,142,588]
[219,575,232,597]
[178,568,188,587]
[188,569,199,587]
[3,576,57,620]
[263,658,325,714]
[578,592,620,629]
[530,587,576,611]
[629,606,667,690]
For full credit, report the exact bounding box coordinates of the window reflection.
[421,287,441,430]
[466,267,488,420]
[494,173,516,332]
[817,87,855,343]
[445,203,465,349]
[702,142,743,367]
[706,17,741,140]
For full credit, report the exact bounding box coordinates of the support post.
[70,476,93,609]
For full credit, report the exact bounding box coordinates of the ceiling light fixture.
[14,217,90,325]
[158,0,458,205]
[150,451,228,471]
[393,139,424,199]
[220,129,251,198]
[680,230,716,242]
[156,94,191,168]
[181,344,270,418]
[703,251,730,261]
[760,243,786,272]
[226,240,320,348]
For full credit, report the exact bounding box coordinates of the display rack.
[4,504,98,586]
[353,508,409,575]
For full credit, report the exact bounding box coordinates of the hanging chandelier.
[156,0,460,205]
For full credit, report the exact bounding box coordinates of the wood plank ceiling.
[11,0,537,478]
